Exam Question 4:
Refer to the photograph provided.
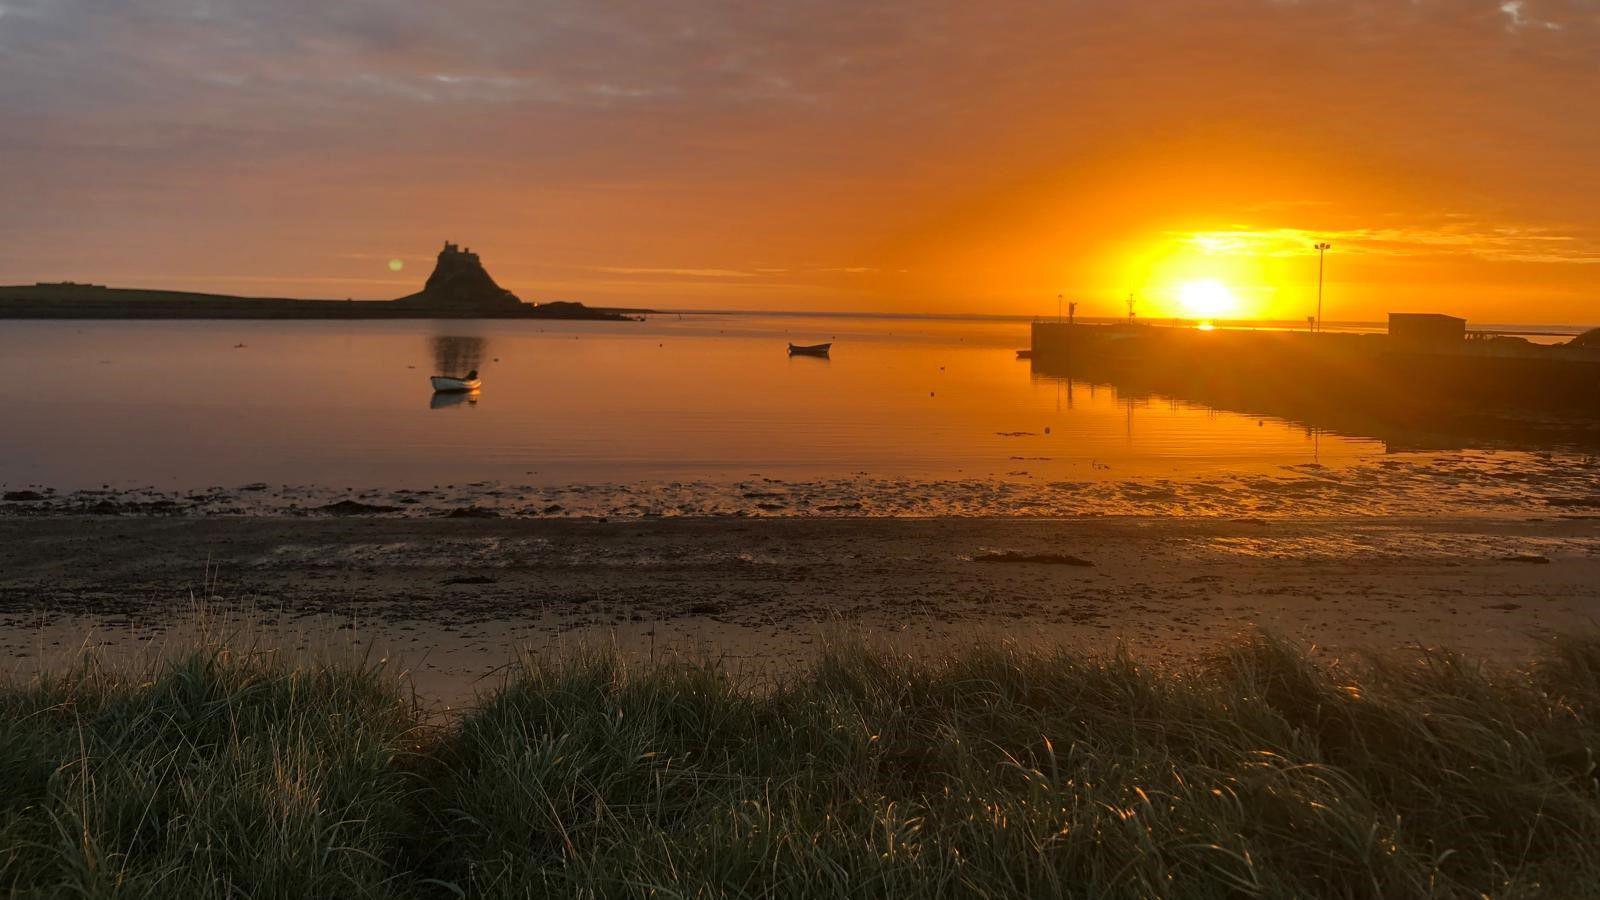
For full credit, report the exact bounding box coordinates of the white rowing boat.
[430,371,481,392]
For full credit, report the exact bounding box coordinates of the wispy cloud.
[594,266,763,278]
[1180,224,1600,265]
[1499,1,1562,32]
[592,265,880,279]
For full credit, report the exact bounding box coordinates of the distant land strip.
[0,283,649,320]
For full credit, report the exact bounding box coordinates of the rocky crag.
[390,242,524,312]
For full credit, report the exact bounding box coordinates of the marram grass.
[2,633,1597,898]
[0,648,422,898]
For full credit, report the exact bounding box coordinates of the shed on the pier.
[1388,313,1466,346]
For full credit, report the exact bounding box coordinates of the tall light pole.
[1313,242,1331,332]
[1057,293,1063,323]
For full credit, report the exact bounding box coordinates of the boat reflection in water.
[427,335,488,407]
[429,389,479,410]
[429,334,487,385]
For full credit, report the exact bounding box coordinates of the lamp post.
[1057,293,1063,323]
[1313,242,1331,332]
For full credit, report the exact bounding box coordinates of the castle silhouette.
[391,241,523,310]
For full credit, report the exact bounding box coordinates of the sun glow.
[1177,279,1240,318]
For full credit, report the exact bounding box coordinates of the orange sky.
[0,1,1596,322]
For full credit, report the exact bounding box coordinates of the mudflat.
[2,514,1595,707]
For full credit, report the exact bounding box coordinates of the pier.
[1028,316,1600,447]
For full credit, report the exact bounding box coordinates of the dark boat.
[1016,349,1033,360]
[788,342,832,357]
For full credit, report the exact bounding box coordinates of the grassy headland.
[0,283,644,320]
[2,633,1597,898]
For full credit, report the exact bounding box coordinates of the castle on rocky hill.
[390,242,524,311]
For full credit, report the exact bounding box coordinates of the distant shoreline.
[0,283,651,320]
[2,285,1590,332]
[659,307,1592,335]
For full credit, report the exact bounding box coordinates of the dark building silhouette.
[1389,313,1467,347]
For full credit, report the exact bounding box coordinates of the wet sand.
[2,515,1596,708]
[5,449,1599,520]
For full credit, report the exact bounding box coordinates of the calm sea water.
[0,314,1381,493]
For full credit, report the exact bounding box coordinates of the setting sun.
[1177,279,1241,318]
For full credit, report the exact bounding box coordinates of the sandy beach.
[3,513,1595,707]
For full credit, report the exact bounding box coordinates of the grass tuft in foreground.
[2,633,1598,898]
[0,649,422,898]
